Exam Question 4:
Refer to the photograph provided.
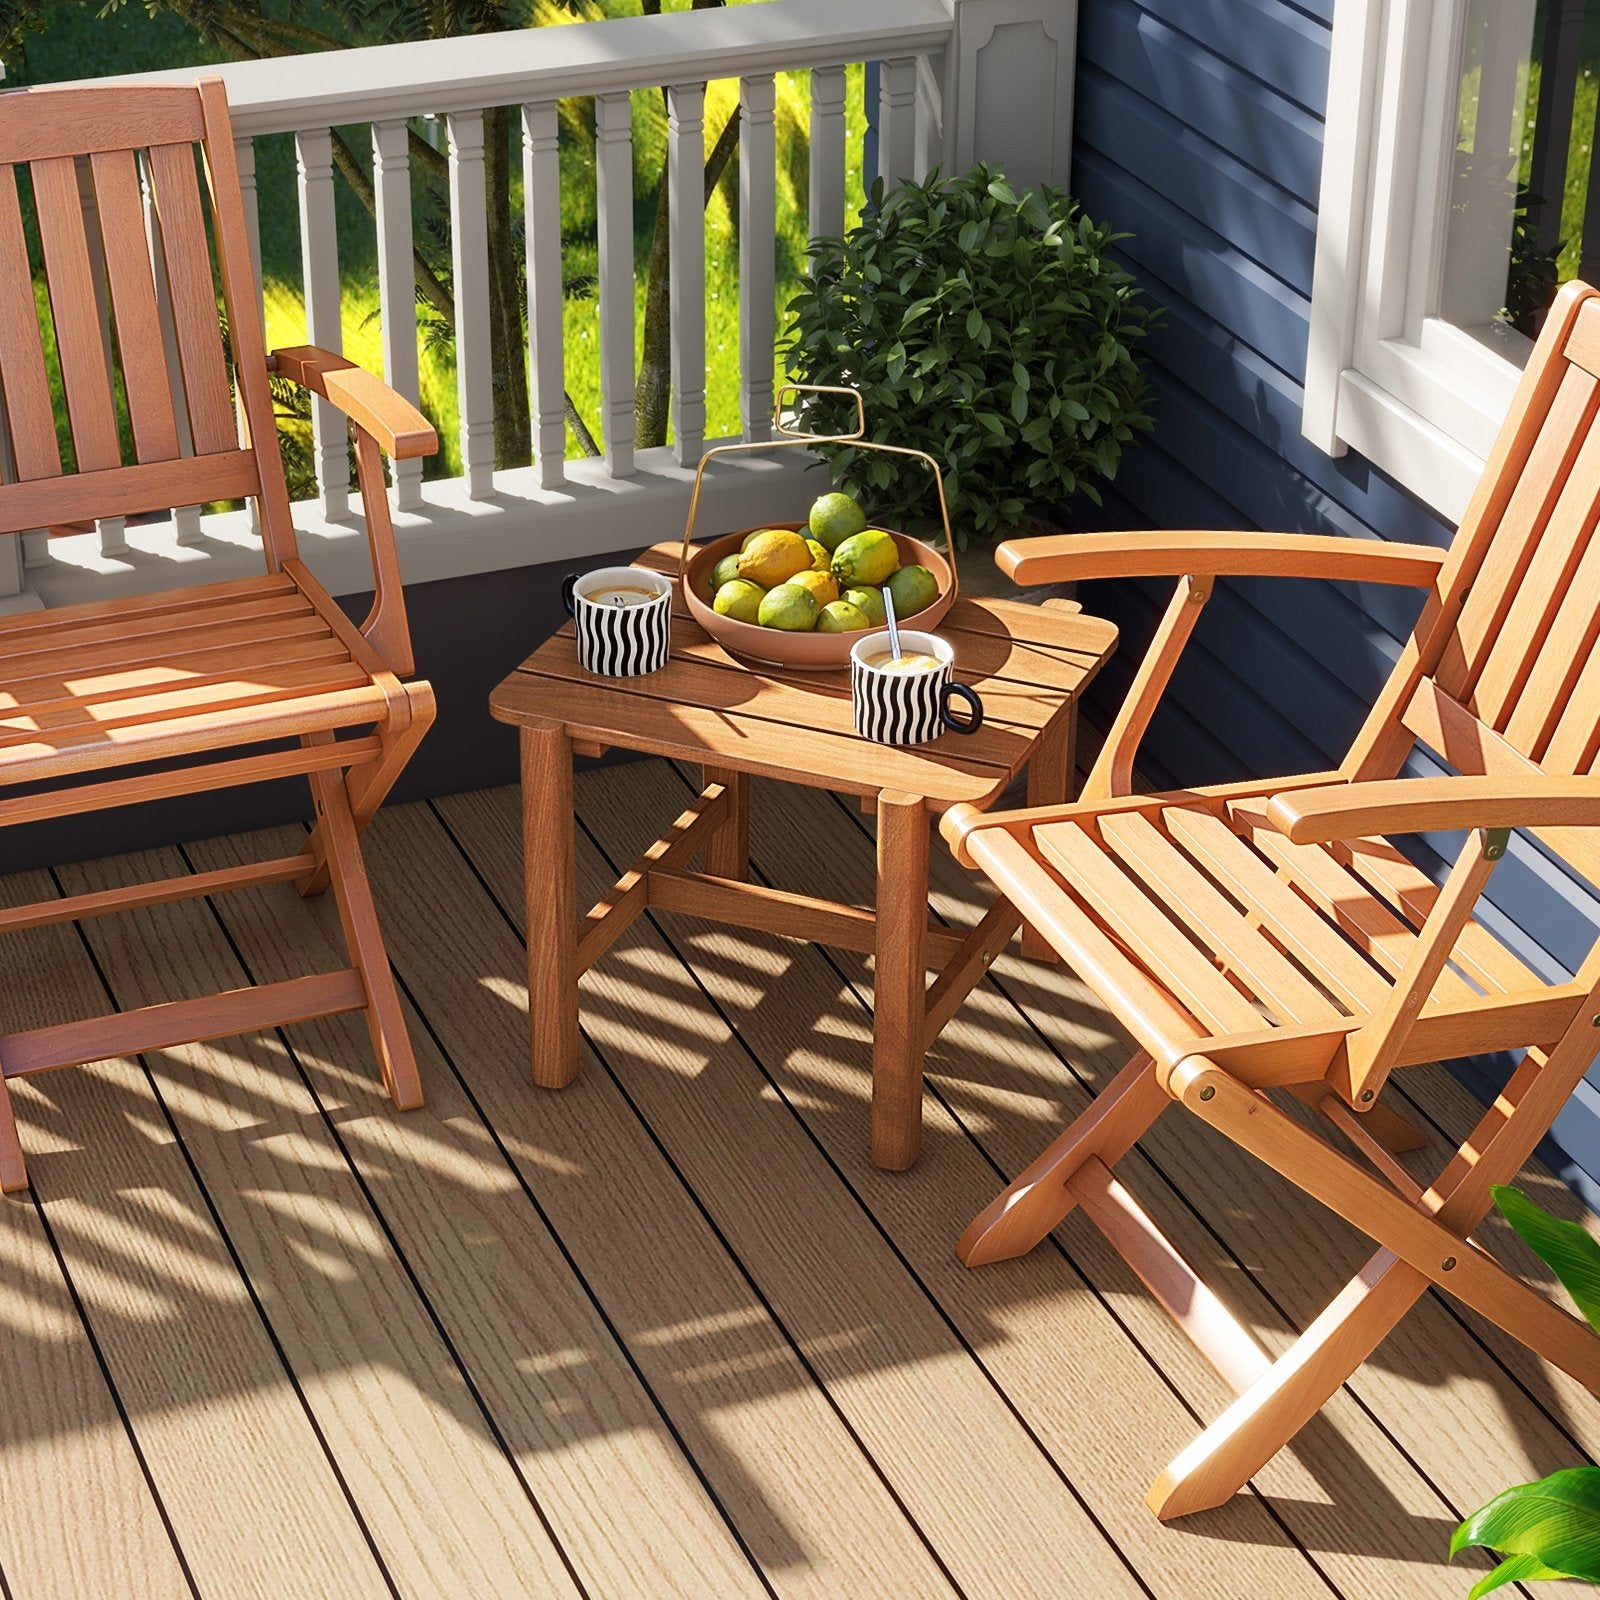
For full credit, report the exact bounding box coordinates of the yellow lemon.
[740,525,793,552]
[806,538,831,571]
[738,529,812,588]
[787,569,839,607]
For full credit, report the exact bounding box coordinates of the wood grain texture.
[62,844,582,1599]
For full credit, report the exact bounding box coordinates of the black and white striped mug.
[850,630,984,745]
[561,565,672,676]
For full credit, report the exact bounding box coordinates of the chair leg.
[307,764,424,1110]
[1148,1249,1426,1519]
[958,1050,1168,1265]
[299,683,435,897]
[0,1076,27,1193]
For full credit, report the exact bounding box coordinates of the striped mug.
[850,630,984,745]
[561,566,672,676]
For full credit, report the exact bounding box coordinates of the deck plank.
[0,1026,191,1600]
[59,847,585,1600]
[359,800,957,1600]
[439,782,1152,1600]
[0,874,393,1599]
[448,774,1337,1600]
[184,824,770,1600]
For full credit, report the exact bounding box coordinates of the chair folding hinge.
[1483,827,1511,861]
[1184,574,1211,604]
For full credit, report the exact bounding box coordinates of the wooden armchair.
[945,278,1600,1518]
[0,79,438,1192]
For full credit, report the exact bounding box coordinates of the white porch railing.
[12,0,1078,613]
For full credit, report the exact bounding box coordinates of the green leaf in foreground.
[1491,1184,1600,1334]
[1453,1467,1600,1591]
[1467,1553,1570,1599]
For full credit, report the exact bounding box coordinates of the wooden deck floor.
[1,755,1597,1599]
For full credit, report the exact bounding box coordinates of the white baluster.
[77,163,125,556]
[373,120,422,511]
[595,91,635,477]
[140,151,201,546]
[234,134,263,537]
[522,100,566,489]
[234,134,264,317]
[808,65,847,247]
[296,127,348,518]
[667,81,706,467]
[878,56,918,191]
[739,73,776,443]
[448,109,495,499]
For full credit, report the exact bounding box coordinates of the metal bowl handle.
[678,383,958,595]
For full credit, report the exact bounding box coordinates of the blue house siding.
[1070,0,1600,1202]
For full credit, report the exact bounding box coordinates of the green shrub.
[784,164,1156,542]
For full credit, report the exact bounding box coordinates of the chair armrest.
[271,345,437,459]
[995,530,1447,589]
[1266,777,1600,844]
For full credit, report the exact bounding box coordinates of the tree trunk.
[484,106,532,468]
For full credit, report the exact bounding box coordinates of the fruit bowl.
[682,521,956,671]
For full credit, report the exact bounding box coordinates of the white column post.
[296,126,349,519]
[878,57,919,192]
[738,72,776,443]
[808,64,847,245]
[448,109,496,499]
[667,81,706,467]
[140,149,202,547]
[941,0,1078,192]
[523,100,567,488]
[595,91,636,478]
[373,120,423,511]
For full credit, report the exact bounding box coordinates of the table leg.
[873,790,929,1170]
[701,766,750,881]
[1020,710,1076,963]
[522,721,580,1088]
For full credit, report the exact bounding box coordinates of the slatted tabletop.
[490,542,1117,809]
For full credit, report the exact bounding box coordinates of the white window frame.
[1305,0,1537,522]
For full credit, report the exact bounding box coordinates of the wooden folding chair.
[0,79,438,1193]
[945,277,1600,1519]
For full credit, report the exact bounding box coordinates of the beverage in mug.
[850,630,984,745]
[561,566,673,676]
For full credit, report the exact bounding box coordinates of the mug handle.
[941,681,985,735]
[561,572,579,617]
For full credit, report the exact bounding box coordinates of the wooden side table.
[490,542,1116,1170]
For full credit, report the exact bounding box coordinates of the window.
[1305,0,1588,520]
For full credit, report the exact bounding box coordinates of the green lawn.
[13,0,868,483]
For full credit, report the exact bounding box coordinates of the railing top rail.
[77,0,953,136]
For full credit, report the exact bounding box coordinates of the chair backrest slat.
[89,148,180,463]
[31,154,121,473]
[0,163,61,482]
[0,81,295,554]
[143,141,235,456]
[1356,281,1600,889]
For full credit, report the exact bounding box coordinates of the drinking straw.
[882,584,902,664]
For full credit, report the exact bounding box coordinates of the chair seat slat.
[1163,807,1388,1013]
[1035,820,1265,1036]
[1099,811,1344,1026]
